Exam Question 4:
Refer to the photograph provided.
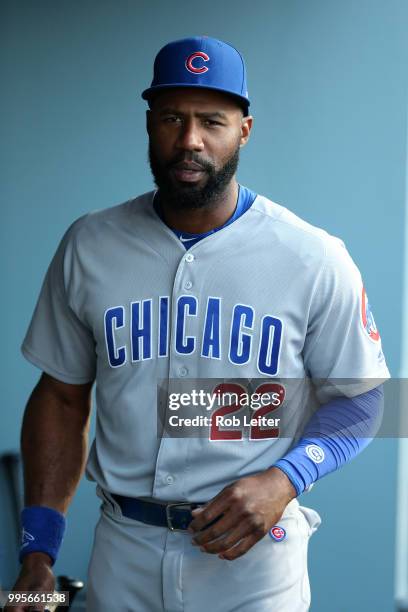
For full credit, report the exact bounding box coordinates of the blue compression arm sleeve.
[274,385,384,496]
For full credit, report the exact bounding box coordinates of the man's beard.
[148,141,240,210]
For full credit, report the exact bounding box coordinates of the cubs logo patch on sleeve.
[269,526,286,542]
[361,287,380,342]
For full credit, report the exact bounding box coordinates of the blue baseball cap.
[142,36,250,114]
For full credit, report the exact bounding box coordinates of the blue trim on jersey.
[274,385,384,496]
[153,185,258,249]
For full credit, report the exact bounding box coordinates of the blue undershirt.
[153,185,384,495]
[153,184,258,249]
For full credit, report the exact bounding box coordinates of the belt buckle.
[165,502,195,531]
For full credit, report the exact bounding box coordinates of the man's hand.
[4,553,55,612]
[188,467,297,561]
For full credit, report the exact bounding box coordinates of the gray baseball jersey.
[22,190,389,502]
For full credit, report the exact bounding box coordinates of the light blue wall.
[2,1,406,610]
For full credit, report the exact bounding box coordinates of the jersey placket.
[152,247,201,501]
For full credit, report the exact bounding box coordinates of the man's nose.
[176,120,205,152]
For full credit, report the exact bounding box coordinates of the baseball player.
[8,36,389,612]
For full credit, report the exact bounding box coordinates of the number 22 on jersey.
[209,382,285,441]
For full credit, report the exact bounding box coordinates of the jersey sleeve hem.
[21,343,95,385]
[314,366,390,402]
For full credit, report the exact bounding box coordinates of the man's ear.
[240,115,253,148]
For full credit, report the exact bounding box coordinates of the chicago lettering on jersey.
[104,296,283,376]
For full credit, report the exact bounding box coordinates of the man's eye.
[163,116,181,123]
[205,120,222,127]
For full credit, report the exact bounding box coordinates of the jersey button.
[185,253,195,263]
[184,280,193,290]
[178,366,188,377]
[165,475,174,485]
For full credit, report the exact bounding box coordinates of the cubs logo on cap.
[141,36,250,113]
[361,287,380,342]
[185,51,210,74]
[269,526,286,542]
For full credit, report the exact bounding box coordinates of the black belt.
[111,494,204,531]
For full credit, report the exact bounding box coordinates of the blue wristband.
[20,506,66,565]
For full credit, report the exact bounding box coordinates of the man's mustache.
[166,155,214,173]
